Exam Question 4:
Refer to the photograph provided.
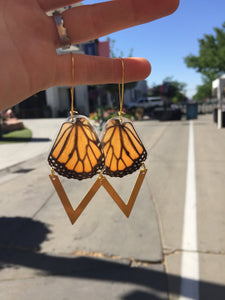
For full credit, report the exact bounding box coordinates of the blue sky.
[84,0,225,98]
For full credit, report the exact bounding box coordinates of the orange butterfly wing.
[101,118,147,177]
[48,117,104,180]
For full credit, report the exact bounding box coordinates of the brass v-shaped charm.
[49,166,147,224]
[100,166,147,218]
[49,173,103,225]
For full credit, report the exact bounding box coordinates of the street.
[0,115,224,299]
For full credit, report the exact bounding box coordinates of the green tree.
[184,22,225,99]
[193,77,212,101]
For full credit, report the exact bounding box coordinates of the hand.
[0,0,179,110]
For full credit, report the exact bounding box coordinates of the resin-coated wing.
[48,116,104,180]
[101,118,147,177]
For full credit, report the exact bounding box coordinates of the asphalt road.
[0,115,224,300]
[139,115,225,300]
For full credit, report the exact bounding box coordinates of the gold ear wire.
[118,58,125,123]
[70,55,78,120]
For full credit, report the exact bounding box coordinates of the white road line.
[179,121,199,300]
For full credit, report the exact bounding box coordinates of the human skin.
[0,0,179,110]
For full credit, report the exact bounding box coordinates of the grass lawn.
[0,128,32,144]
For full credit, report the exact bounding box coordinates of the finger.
[37,0,83,12]
[54,0,179,46]
[54,54,151,86]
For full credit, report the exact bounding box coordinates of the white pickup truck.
[126,97,164,112]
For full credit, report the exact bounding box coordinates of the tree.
[184,22,225,99]
[193,77,212,101]
[150,77,187,103]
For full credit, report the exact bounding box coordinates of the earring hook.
[118,58,125,123]
[70,55,78,121]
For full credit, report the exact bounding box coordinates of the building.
[46,44,89,117]
[212,74,225,102]
[14,3,111,118]
[123,80,148,105]
[212,74,225,129]
[43,3,90,118]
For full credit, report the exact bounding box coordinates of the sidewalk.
[0,118,166,300]
[0,118,64,171]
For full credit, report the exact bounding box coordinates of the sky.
[84,0,225,98]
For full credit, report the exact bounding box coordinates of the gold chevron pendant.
[49,165,147,225]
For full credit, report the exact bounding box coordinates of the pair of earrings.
[48,57,147,225]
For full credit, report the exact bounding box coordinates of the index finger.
[53,0,179,46]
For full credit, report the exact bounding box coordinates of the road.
[0,115,224,299]
[139,115,225,299]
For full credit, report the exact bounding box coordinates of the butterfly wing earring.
[48,57,148,224]
[48,56,105,224]
[100,59,148,217]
